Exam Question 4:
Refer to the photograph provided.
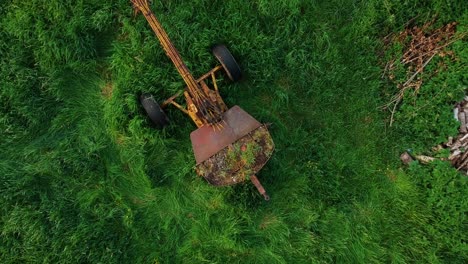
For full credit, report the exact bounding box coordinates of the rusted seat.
[191,106,262,164]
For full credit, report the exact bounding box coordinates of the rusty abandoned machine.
[132,0,274,200]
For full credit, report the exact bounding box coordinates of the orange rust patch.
[241,144,247,152]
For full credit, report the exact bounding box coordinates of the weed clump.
[196,126,274,186]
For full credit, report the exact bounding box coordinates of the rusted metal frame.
[211,72,219,92]
[201,92,226,129]
[199,80,212,98]
[133,0,225,126]
[211,71,228,112]
[135,2,199,91]
[161,90,183,108]
[161,90,189,115]
[184,91,204,127]
[196,66,227,113]
[147,13,221,124]
[250,175,270,201]
[134,1,217,123]
[169,100,189,115]
[244,125,272,200]
[196,65,223,83]
[160,87,193,117]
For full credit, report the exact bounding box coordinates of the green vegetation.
[1,0,466,263]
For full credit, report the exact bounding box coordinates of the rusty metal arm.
[211,70,227,112]
[161,90,183,108]
[132,0,226,126]
[250,175,270,201]
[196,65,223,83]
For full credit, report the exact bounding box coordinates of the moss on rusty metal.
[196,125,274,186]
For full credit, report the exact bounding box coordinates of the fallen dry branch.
[388,52,436,126]
[382,20,462,126]
[402,52,436,87]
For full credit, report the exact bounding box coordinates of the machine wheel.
[212,44,242,82]
[140,94,169,129]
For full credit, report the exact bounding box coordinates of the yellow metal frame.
[132,0,228,128]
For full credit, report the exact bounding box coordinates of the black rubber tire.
[140,94,169,129]
[212,44,242,82]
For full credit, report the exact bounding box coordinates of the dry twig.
[382,20,460,126]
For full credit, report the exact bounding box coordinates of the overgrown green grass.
[1,0,466,263]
